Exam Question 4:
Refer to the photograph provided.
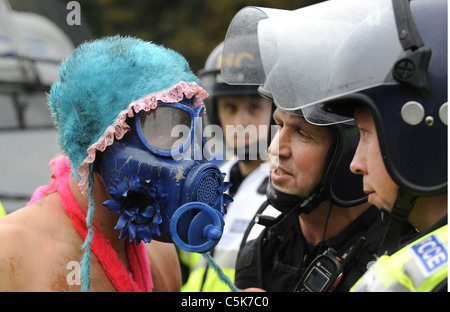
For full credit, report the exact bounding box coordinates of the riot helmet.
[222,0,447,198]
[222,0,447,253]
[199,42,260,126]
[221,6,368,213]
[199,42,275,161]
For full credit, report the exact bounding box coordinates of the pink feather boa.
[29,156,153,292]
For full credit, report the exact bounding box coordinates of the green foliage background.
[74,0,323,73]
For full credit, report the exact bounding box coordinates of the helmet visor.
[221,6,288,86]
[222,0,404,125]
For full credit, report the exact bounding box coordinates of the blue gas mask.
[98,99,232,253]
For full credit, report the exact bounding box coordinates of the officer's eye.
[222,102,238,113]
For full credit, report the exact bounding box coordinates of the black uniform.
[235,205,385,292]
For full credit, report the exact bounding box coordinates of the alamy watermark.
[169,118,277,164]
[66,260,81,286]
[66,1,81,26]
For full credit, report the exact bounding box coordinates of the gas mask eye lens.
[140,106,192,151]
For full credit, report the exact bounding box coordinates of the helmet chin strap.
[378,188,417,256]
[266,178,326,215]
[263,179,327,238]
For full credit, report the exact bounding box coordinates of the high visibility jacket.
[182,158,269,292]
[0,201,6,218]
[351,223,447,292]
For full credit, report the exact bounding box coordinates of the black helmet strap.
[378,188,417,256]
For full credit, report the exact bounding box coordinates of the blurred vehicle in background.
[0,0,92,212]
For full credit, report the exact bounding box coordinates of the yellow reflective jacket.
[181,252,236,292]
[351,224,447,292]
[0,201,6,218]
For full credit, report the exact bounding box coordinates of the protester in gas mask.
[0,36,231,292]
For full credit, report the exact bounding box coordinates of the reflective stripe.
[178,250,201,269]
[351,225,448,292]
[245,205,280,244]
[0,201,6,218]
[182,266,236,292]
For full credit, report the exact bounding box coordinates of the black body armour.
[235,204,385,292]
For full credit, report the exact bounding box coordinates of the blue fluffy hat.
[48,35,208,291]
[49,35,203,176]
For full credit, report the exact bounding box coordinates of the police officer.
[221,9,387,292]
[319,0,447,292]
[224,0,447,291]
[182,42,274,291]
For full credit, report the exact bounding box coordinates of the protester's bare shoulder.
[0,193,81,291]
[146,240,181,292]
[0,203,41,290]
[0,192,66,242]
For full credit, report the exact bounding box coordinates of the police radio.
[294,248,344,292]
[294,237,366,292]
